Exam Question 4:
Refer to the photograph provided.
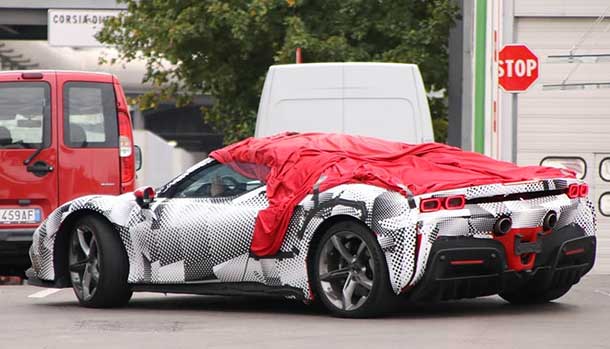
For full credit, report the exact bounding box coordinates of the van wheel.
[312,221,394,318]
[68,215,132,308]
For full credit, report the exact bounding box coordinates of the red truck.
[0,71,138,275]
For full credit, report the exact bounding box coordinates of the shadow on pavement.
[128,295,323,316]
[387,296,577,319]
[35,293,577,319]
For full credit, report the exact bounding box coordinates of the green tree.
[99,0,458,144]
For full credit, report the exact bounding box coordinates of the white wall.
[514,0,610,17]
[513,13,610,273]
[0,40,151,94]
[133,130,202,188]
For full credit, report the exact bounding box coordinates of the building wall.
[455,0,610,273]
[511,2,610,273]
[134,130,203,188]
[516,17,610,165]
[514,0,609,17]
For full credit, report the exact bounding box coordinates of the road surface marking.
[594,289,610,297]
[28,288,63,298]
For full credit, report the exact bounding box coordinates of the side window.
[171,162,264,199]
[64,82,118,148]
[0,82,51,149]
[600,158,610,182]
[540,157,586,180]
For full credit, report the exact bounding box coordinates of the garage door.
[515,17,610,273]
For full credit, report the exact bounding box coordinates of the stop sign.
[498,44,539,92]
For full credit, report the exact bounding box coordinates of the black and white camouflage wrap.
[30,161,596,299]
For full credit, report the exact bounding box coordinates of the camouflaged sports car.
[28,133,597,317]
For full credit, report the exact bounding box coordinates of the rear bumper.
[0,229,34,271]
[408,223,595,301]
[0,228,34,242]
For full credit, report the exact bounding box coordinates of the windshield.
[157,158,267,199]
[0,82,51,149]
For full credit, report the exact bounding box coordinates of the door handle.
[27,161,54,177]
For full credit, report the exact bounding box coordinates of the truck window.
[540,157,586,180]
[600,158,610,182]
[599,193,610,217]
[64,82,118,148]
[0,82,50,149]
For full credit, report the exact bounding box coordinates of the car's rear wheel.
[499,285,572,305]
[68,215,132,308]
[312,221,393,318]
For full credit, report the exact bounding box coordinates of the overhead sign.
[48,9,122,47]
[498,44,539,92]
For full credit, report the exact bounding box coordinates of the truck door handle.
[27,161,54,177]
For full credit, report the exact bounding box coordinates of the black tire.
[311,221,394,318]
[68,215,132,308]
[499,285,572,305]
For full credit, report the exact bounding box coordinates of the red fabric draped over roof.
[210,132,573,256]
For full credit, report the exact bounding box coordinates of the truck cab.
[255,63,434,143]
[0,70,136,275]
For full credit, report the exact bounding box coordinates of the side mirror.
[134,145,142,171]
[134,186,155,209]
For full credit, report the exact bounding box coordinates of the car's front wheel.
[312,221,394,317]
[68,215,132,308]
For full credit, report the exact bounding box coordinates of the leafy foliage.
[99,0,458,143]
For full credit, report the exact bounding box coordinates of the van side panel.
[270,99,343,134]
[56,73,121,204]
[256,65,343,136]
[254,69,274,137]
[343,65,420,143]
[343,99,417,142]
[254,63,433,144]
[412,66,435,142]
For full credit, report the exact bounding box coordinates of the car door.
[144,161,268,283]
[57,75,121,203]
[0,73,58,235]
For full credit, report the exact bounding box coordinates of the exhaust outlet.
[494,217,512,235]
[543,210,558,231]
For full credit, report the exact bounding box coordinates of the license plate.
[0,208,41,224]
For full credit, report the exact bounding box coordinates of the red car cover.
[210,133,574,256]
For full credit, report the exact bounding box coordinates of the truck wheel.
[499,285,572,305]
[68,215,132,308]
[312,221,394,318]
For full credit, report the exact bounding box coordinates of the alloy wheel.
[318,231,375,311]
[69,225,101,301]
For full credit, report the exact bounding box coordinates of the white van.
[254,62,434,143]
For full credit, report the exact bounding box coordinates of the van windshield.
[0,82,51,149]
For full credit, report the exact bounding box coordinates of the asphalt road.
[2,275,610,349]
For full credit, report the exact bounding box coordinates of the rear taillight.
[420,198,442,212]
[567,184,579,198]
[118,109,135,193]
[579,183,589,197]
[567,183,588,199]
[120,135,132,157]
[420,195,466,212]
[445,195,466,210]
